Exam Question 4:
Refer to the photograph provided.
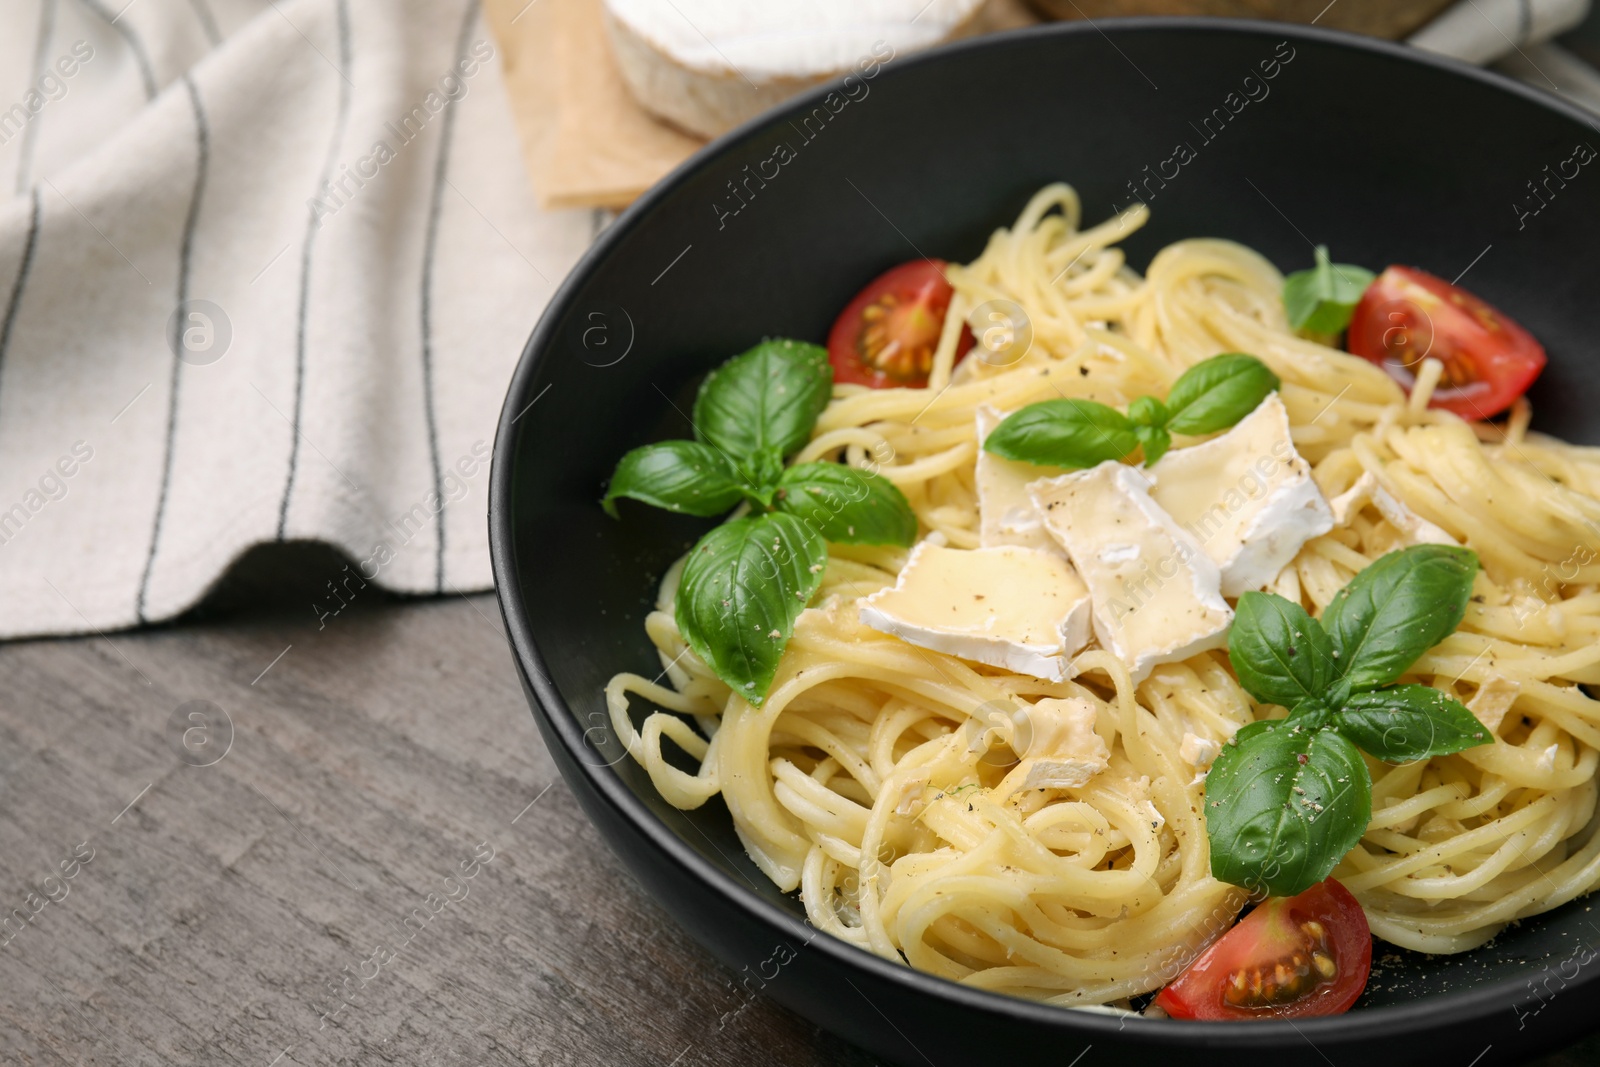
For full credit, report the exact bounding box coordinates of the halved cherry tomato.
[1154,878,1372,1020]
[1346,265,1546,421]
[827,259,975,389]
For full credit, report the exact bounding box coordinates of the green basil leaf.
[1282,246,1376,335]
[674,512,827,706]
[1128,395,1167,428]
[692,339,832,462]
[1134,424,1171,466]
[1286,698,1334,732]
[1164,353,1280,436]
[603,441,748,518]
[1229,592,1337,709]
[775,463,917,546]
[1335,685,1492,762]
[1206,720,1372,897]
[743,446,785,507]
[1322,544,1479,693]
[980,399,1137,469]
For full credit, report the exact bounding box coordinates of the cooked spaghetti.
[604,184,1600,1006]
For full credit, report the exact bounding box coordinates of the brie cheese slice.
[1179,732,1222,770]
[974,405,1065,554]
[891,773,930,816]
[1016,695,1111,791]
[1328,471,1455,545]
[1467,674,1521,735]
[1030,461,1233,683]
[1147,393,1334,596]
[857,542,1092,681]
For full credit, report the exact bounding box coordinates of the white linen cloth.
[1497,40,1600,112]
[1411,0,1590,66]
[0,0,590,638]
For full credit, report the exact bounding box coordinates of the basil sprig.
[981,353,1278,469]
[1207,544,1491,897]
[1282,245,1375,335]
[604,339,917,704]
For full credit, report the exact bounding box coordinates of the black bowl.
[490,18,1600,1065]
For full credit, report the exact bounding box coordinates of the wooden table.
[2,544,1596,1066]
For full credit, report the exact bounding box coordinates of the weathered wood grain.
[0,544,1593,1066]
[0,546,878,1066]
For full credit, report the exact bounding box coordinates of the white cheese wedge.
[1017,696,1110,791]
[891,773,929,816]
[1115,774,1167,834]
[603,0,989,138]
[1022,760,1103,791]
[1467,674,1521,735]
[1179,732,1222,770]
[1328,471,1455,545]
[857,542,1092,682]
[974,405,1065,554]
[1146,393,1334,597]
[1030,462,1233,684]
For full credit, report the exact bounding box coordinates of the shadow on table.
[179,541,404,624]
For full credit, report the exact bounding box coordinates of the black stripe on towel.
[188,0,223,47]
[15,0,57,196]
[77,0,158,100]
[0,190,43,380]
[417,0,482,593]
[276,0,352,539]
[135,73,209,622]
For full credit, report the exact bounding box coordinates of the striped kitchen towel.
[0,0,591,639]
[1411,0,1590,66]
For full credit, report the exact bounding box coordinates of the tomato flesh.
[1346,265,1546,420]
[1154,878,1372,1020]
[827,259,975,389]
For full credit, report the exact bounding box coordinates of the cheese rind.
[1030,462,1233,683]
[857,542,1092,681]
[1147,393,1334,596]
[603,0,988,137]
[974,405,1064,554]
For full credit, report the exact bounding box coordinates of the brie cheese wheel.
[974,405,1065,554]
[857,542,1092,682]
[1030,461,1233,684]
[603,0,989,137]
[1146,393,1335,597]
